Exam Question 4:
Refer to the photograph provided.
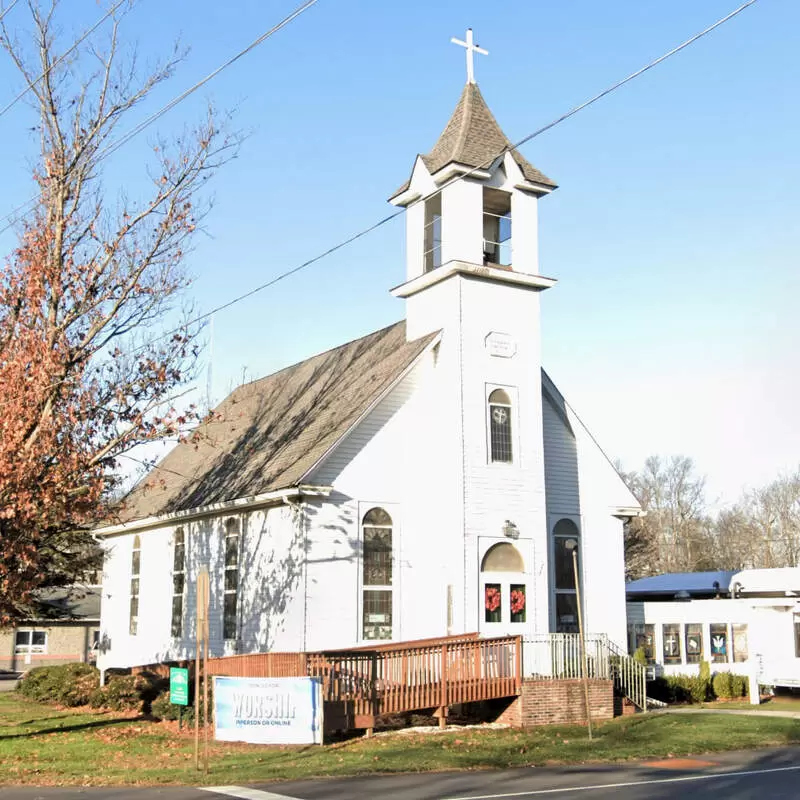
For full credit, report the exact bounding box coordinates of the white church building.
[96,47,640,674]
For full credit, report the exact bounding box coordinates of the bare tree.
[622,455,712,578]
[0,0,237,622]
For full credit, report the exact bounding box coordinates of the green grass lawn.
[1,693,799,786]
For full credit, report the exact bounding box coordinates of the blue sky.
[0,0,797,509]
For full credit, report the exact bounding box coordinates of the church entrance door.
[479,541,529,637]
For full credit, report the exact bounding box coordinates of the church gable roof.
[119,322,437,523]
[392,83,556,199]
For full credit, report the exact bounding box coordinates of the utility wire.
[0,0,128,119]
[0,0,321,234]
[138,0,760,345]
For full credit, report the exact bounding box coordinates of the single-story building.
[0,587,100,673]
[626,567,800,687]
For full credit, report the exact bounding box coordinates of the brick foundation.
[496,678,614,727]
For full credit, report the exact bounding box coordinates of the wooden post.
[203,633,209,775]
[572,547,593,740]
[439,642,448,728]
[195,569,210,771]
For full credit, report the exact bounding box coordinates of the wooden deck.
[206,633,522,732]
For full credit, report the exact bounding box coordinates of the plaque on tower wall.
[485,332,517,358]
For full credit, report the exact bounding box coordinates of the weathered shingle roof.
[118,322,436,523]
[392,82,556,199]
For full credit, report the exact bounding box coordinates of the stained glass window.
[733,624,748,663]
[488,389,513,463]
[685,623,703,664]
[662,623,681,664]
[171,528,185,638]
[362,508,393,640]
[223,519,239,641]
[710,623,729,663]
[129,535,140,636]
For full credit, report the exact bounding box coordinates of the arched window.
[171,528,185,638]
[488,388,513,463]
[481,542,525,572]
[552,518,580,633]
[223,518,240,641]
[129,535,141,636]
[362,507,393,641]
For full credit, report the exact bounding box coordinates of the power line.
[0,0,128,119]
[0,0,321,234]
[141,0,760,345]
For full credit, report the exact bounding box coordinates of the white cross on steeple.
[450,28,488,85]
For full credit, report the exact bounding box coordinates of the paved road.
[2,747,800,800]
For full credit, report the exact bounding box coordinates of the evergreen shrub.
[18,663,100,706]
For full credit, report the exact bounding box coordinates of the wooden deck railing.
[206,633,522,730]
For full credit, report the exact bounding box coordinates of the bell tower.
[388,34,560,637]
[388,36,558,338]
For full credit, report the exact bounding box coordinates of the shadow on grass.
[0,715,146,741]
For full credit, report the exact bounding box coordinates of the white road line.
[442,764,800,799]
[201,786,302,800]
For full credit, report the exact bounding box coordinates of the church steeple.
[389,35,556,295]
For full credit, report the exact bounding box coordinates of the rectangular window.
[662,623,682,664]
[794,616,800,658]
[423,194,442,273]
[685,623,703,664]
[129,535,141,636]
[171,528,185,638]
[710,623,729,663]
[484,583,502,623]
[363,590,393,640]
[489,407,513,462]
[15,630,47,654]
[732,624,748,662]
[510,584,526,624]
[554,538,577,591]
[223,519,240,641]
[555,593,579,634]
[629,623,656,664]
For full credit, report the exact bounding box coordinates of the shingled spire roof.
[392,83,556,199]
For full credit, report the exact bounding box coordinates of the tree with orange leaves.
[0,1,237,622]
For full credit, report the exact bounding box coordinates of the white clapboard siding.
[542,393,580,516]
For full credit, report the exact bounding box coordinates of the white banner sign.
[213,676,323,745]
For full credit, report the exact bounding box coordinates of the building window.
[362,507,393,640]
[423,194,442,273]
[794,616,800,658]
[685,623,703,664]
[488,388,513,463]
[129,534,141,635]
[662,623,682,664]
[710,623,729,663]
[14,630,46,655]
[552,519,580,633]
[733,624,748,663]
[171,528,186,638]
[629,623,655,664]
[223,518,240,641]
[483,187,512,266]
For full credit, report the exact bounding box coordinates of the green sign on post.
[170,667,189,706]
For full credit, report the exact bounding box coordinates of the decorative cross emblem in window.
[492,407,508,425]
[665,635,678,654]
